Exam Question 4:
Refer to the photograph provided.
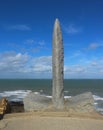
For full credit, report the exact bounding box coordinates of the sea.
[0,79,103,114]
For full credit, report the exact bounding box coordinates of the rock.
[0,98,11,115]
[23,92,51,111]
[52,18,64,109]
[9,101,24,113]
[66,92,94,113]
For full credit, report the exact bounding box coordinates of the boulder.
[66,92,94,113]
[23,92,51,111]
[23,92,95,113]
[0,98,11,116]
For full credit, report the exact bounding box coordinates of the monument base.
[23,92,95,113]
[65,92,94,113]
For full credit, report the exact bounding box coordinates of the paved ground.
[0,116,103,130]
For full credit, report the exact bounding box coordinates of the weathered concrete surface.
[66,92,95,113]
[52,18,64,109]
[1,113,103,130]
[23,92,95,113]
[23,92,51,111]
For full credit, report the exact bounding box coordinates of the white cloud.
[84,43,103,50]
[30,56,52,73]
[64,65,86,74]
[38,40,45,46]
[32,56,52,65]
[0,51,103,78]
[0,52,29,73]
[7,24,31,31]
[26,39,35,45]
[31,65,51,72]
[89,43,100,49]
[6,39,47,54]
[63,24,82,34]
[91,61,98,66]
[0,52,52,78]
[64,58,103,78]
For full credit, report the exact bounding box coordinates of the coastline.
[0,79,103,114]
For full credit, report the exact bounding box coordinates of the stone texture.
[0,98,11,115]
[23,19,95,113]
[52,18,64,109]
[23,92,51,111]
[66,92,94,113]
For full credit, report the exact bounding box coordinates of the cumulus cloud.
[64,65,86,74]
[0,52,52,78]
[7,24,31,31]
[64,58,103,78]
[0,51,103,78]
[91,61,98,66]
[30,56,52,73]
[0,52,29,73]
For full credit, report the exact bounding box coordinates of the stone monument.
[23,18,95,113]
[52,18,64,109]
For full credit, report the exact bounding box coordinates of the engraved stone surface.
[52,18,64,109]
[66,92,95,113]
[23,19,96,114]
[23,92,51,111]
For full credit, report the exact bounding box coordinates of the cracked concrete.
[0,113,103,130]
[0,120,9,130]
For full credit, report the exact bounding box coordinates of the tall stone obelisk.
[52,18,64,109]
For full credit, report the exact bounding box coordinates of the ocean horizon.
[0,79,103,114]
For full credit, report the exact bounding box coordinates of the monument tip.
[55,18,59,23]
[55,18,59,21]
[54,18,60,28]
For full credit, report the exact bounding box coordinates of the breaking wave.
[0,90,103,114]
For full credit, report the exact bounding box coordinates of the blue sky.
[0,0,103,78]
